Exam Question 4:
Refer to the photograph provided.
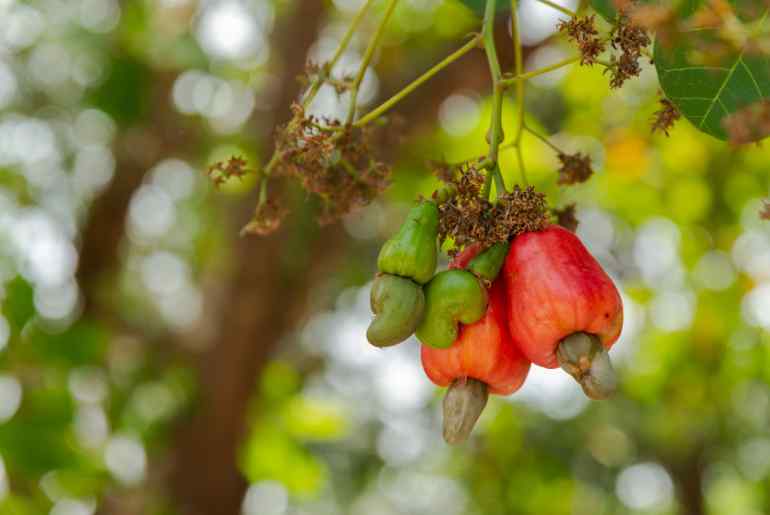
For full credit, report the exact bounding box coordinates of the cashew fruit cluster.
[367,211,624,444]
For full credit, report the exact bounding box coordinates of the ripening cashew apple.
[503,225,623,400]
[422,278,530,444]
[367,201,439,347]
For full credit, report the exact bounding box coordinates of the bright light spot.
[242,480,289,515]
[68,367,108,404]
[513,366,588,420]
[12,210,78,287]
[306,84,345,119]
[157,284,203,329]
[2,5,45,50]
[739,438,770,481]
[28,43,71,87]
[608,291,644,364]
[634,217,683,288]
[73,145,115,197]
[74,405,109,448]
[172,70,206,115]
[693,250,735,291]
[0,316,9,352]
[196,2,266,61]
[0,374,22,423]
[732,230,770,281]
[332,0,369,14]
[742,283,770,329]
[0,62,17,108]
[318,310,381,368]
[516,0,577,45]
[141,251,188,296]
[104,435,146,485]
[128,184,175,242]
[35,280,80,321]
[377,418,428,465]
[577,208,615,256]
[50,498,96,515]
[12,119,58,164]
[526,45,572,87]
[73,109,116,146]
[375,348,433,413]
[383,473,467,515]
[649,290,695,331]
[150,159,197,201]
[438,93,480,137]
[79,0,120,33]
[615,462,674,510]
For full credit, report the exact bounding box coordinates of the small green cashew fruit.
[377,201,439,285]
[468,241,509,283]
[416,270,488,349]
[367,274,425,347]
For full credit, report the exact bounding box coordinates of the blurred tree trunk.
[168,2,329,515]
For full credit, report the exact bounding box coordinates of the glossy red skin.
[422,250,530,395]
[504,225,623,369]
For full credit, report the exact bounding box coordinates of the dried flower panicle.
[274,103,391,224]
[651,97,681,136]
[557,152,593,185]
[206,156,253,188]
[241,199,288,236]
[761,200,770,221]
[605,15,651,88]
[553,203,579,232]
[558,15,606,65]
[722,100,770,146]
[434,162,549,253]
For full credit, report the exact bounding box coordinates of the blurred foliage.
[0,0,768,514]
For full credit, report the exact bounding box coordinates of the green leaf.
[654,8,770,141]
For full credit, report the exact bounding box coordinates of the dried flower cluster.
[722,100,770,146]
[206,156,253,188]
[651,97,681,136]
[301,62,353,95]
[606,15,651,88]
[557,152,593,185]
[552,203,579,232]
[558,15,606,65]
[434,162,549,253]
[241,198,288,236]
[274,104,391,224]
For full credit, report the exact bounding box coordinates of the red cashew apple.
[503,225,623,400]
[422,247,530,444]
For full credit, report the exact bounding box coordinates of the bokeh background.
[0,0,769,514]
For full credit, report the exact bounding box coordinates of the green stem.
[524,124,563,153]
[302,0,376,109]
[531,0,576,17]
[346,0,400,124]
[354,35,481,127]
[498,56,580,88]
[480,0,505,191]
[511,0,526,185]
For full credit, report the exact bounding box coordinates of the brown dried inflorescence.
[207,156,253,188]
[558,15,606,65]
[722,100,770,145]
[557,152,593,185]
[274,103,391,224]
[241,199,288,236]
[651,97,681,136]
[435,162,549,253]
[605,15,651,88]
[553,203,579,232]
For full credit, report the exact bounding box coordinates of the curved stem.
[302,0,376,109]
[524,124,563,153]
[532,0,576,17]
[498,56,580,88]
[511,0,527,185]
[481,0,506,193]
[354,35,481,127]
[346,0,400,124]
